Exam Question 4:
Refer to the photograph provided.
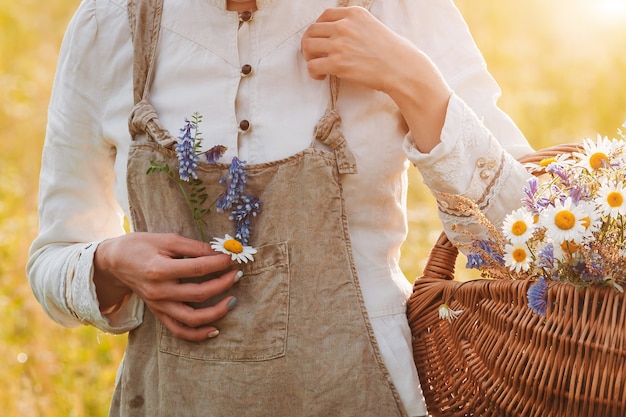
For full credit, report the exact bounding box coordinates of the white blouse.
[27,0,534,415]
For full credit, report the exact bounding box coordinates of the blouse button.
[476,157,486,168]
[239,120,251,132]
[480,170,491,180]
[241,64,253,76]
[239,11,253,22]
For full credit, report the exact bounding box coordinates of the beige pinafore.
[110,0,407,416]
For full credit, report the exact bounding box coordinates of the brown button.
[241,64,252,76]
[239,11,253,22]
[239,120,250,132]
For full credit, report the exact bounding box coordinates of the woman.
[27,0,534,415]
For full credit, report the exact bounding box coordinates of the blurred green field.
[1,0,625,415]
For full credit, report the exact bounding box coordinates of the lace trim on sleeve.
[433,136,515,219]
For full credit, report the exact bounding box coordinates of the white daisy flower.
[596,181,626,218]
[210,234,257,263]
[540,198,587,244]
[438,303,463,322]
[504,243,532,273]
[502,208,536,244]
[574,135,615,172]
[552,239,581,262]
[577,200,602,239]
[524,152,575,174]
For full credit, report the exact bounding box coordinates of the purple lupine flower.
[547,164,572,188]
[215,192,228,213]
[218,157,248,211]
[175,119,199,182]
[230,195,261,245]
[466,252,487,269]
[527,276,549,315]
[478,239,505,265]
[537,243,555,270]
[216,157,262,245]
[521,177,540,215]
[569,185,590,205]
[466,239,504,269]
[203,145,228,164]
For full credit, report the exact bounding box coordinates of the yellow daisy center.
[554,210,576,230]
[224,239,244,254]
[607,191,624,208]
[589,152,609,170]
[539,157,557,167]
[511,220,527,236]
[512,248,527,263]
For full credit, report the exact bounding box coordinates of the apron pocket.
[158,241,290,362]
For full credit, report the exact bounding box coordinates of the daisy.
[596,181,626,218]
[574,135,615,172]
[504,243,532,273]
[438,303,463,322]
[540,198,587,244]
[524,152,574,175]
[502,208,536,244]
[552,239,581,262]
[577,200,602,239]
[210,234,257,263]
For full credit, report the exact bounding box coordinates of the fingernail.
[208,329,220,338]
[234,270,244,283]
[227,297,238,310]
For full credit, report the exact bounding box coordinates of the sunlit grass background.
[1,0,625,415]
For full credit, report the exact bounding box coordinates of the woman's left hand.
[301,6,452,153]
[302,6,409,92]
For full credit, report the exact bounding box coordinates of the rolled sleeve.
[70,242,144,333]
[26,0,143,334]
[404,94,533,246]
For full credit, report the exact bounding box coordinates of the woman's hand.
[301,6,452,153]
[93,232,240,341]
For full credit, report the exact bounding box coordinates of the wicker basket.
[406,144,626,417]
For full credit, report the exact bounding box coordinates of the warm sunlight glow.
[592,0,626,20]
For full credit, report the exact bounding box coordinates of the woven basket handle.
[421,143,582,281]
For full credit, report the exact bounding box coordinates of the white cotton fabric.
[27,0,534,415]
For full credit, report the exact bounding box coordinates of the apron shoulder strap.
[337,0,373,9]
[127,0,176,145]
[312,0,370,175]
[128,0,163,105]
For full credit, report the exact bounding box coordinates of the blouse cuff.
[68,241,143,334]
[403,93,494,195]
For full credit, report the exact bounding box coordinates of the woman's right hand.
[93,232,240,342]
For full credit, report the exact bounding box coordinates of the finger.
[162,296,235,329]
[303,21,335,40]
[313,7,353,23]
[301,37,331,62]
[306,56,340,81]
[148,269,242,303]
[151,251,233,281]
[157,312,221,342]
[157,233,219,258]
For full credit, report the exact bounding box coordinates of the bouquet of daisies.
[457,125,626,316]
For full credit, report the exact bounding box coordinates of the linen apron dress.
[110,0,408,415]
